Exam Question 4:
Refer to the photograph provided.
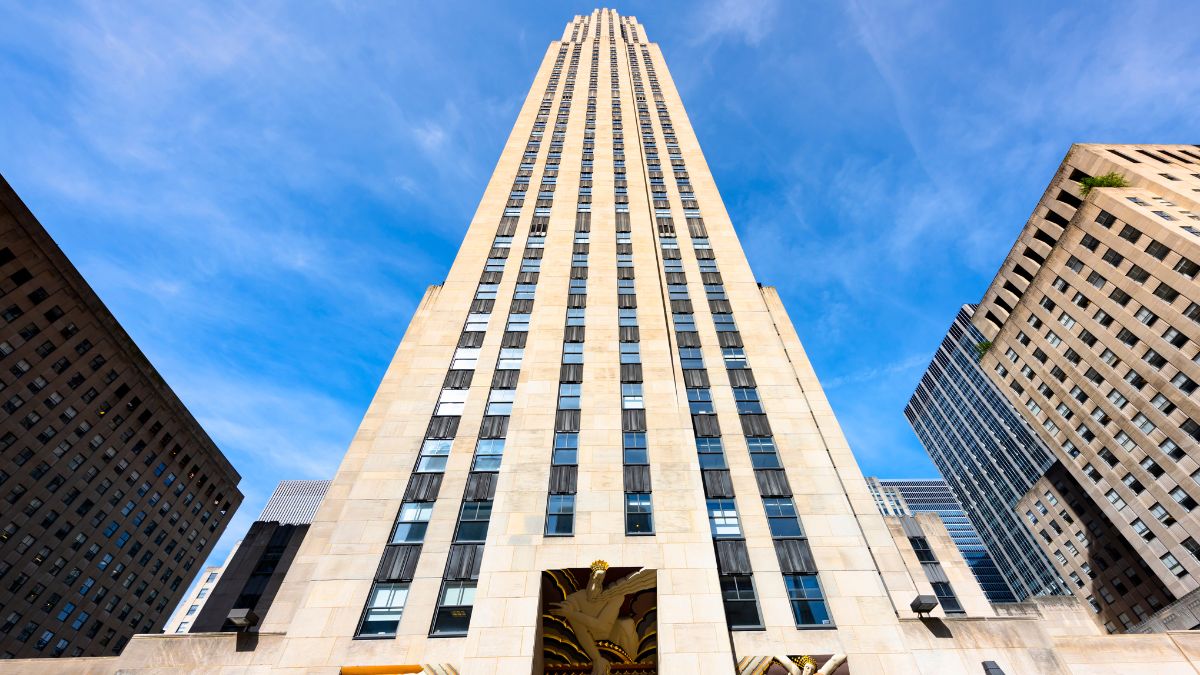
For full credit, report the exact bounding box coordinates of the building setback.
[187,479,328,633]
[866,477,1019,604]
[904,305,1069,601]
[8,12,1200,675]
[163,542,239,635]
[972,144,1200,632]
[0,175,242,658]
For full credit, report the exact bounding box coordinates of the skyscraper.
[13,12,1200,675]
[186,479,328,633]
[972,144,1200,631]
[866,477,1019,604]
[0,175,243,658]
[904,305,1069,601]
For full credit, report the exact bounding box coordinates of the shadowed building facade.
[0,175,242,658]
[186,480,328,634]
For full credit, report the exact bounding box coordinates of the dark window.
[720,575,762,629]
[454,501,492,542]
[545,494,575,536]
[356,582,409,637]
[785,574,831,626]
[430,581,475,636]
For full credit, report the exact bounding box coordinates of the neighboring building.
[971,144,1200,631]
[904,305,1070,601]
[162,542,241,635]
[0,175,243,658]
[188,480,328,633]
[867,477,1019,603]
[9,11,1200,675]
[884,512,994,617]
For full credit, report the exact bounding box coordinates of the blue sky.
[3,0,1200,579]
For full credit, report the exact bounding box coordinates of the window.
[909,536,937,563]
[454,501,492,542]
[687,388,714,415]
[784,574,830,626]
[732,388,763,414]
[505,313,531,332]
[358,583,409,637]
[545,494,575,536]
[621,383,644,409]
[431,581,476,635]
[465,313,489,332]
[672,314,695,331]
[678,347,704,369]
[552,433,577,465]
[473,439,505,472]
[763,498,803,537]
[695,437,726,469]
[1171,486,1198,511]
[707,498,741,538]
[1105,489,1127,510]
[391,502,433,543]
[720,575,761,629]
[623,432,648,465]
[497,348,523,369]
[931,581,963,614]
[484,389,514,416]
[1161,553,1188,578]
[619,343,640,364]
[417,439,451,473]
[561,343,583,365]
[747,437,781,468]
[435,389,468,416]
[722,348,748,369]
[625,493,654,534]
[712,314,737,332]
[566,308,586,327]
[1151,502,1176,526]
[451,348,480,370]
[1132,413,1157,434]
[1132,519,1154,541]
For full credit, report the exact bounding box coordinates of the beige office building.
[10,12,1200,675]
[973,144,1200,632]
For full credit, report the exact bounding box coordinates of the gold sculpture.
[541,566,657,675]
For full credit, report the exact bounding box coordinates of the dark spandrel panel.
[701,470,734,498]
[774,538,817,575]
[621,409,646,432]
[623,465,651,493]
[444,544,484,581]
[464,472,497,501]
[620,363,643,383]
[727,369,755,388]
[376,544,421,582]
[403,473,442,502]
[717,331,743,348]
[738,414,771,437]
[754,470,791,497]
[555,409,581,432]
[549,465,578,494]
[715,540,752,575]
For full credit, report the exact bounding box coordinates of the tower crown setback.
[13,10,1200,675]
